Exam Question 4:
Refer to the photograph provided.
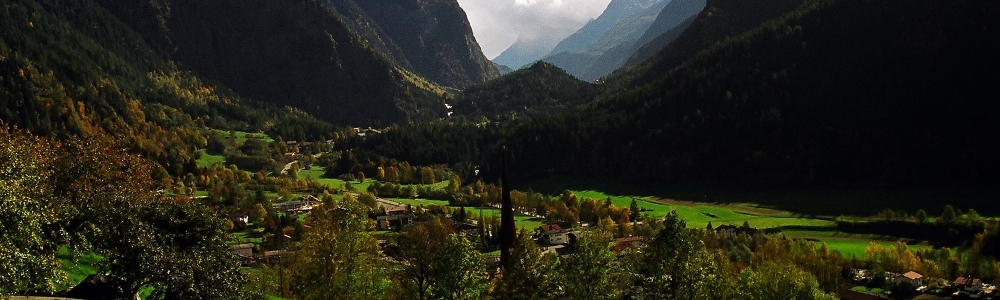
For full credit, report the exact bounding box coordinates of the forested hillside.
[349,0,499,88]
[451,62,598,121]
[622,0,804,71]
[94,0,450,126]
[0,0,330,177]
[361,0,1000,188]
[541,0,670,81]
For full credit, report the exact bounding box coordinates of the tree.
[556,231,621,300]
[421,166,436,184]
[251,203,269,226]
[737,261,837,300]
[636,210,718,299]
[95,201,256,299]
[2,129,256,298]
[358,192,378,210]
[392,218,453,300]
[357,171,366,183]
[939,205,958,225]
[492,231,557,300]
[914,209,928,224]
[0,128,65,294]
[290,203,389,300]
[597,216,616,234]
[630,198,641,221]
[431,235,490,300]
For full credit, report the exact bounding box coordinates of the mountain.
[494,63,515,76]
[0,0,339,177]
[349,0,499,88]
[451,62,597,120]
[493,0,666,71]
[586,0,705,80]
[491,36,561,71]
[95,0,449,126]
[521,0,1000,186]
[547,0,664,55]
[359,0,1000,189]
[540,0,702,81]
[622,0,803,71]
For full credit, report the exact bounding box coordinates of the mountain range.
[361,0,1000,188]
[3,0,998,189]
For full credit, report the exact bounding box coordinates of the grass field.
[212,129,274,144]
[388,198,545,230]
[522,176,1000,217]
[57,247,102,290]
[297,166,373,191]
[196,150,227,168]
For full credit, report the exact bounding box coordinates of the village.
[223,188,1000,300]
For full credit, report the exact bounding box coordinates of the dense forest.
[450,62,599,121]
[364,0,1000,189]
[3,0,1000,298]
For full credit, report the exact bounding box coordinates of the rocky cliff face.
[353,0,499,88]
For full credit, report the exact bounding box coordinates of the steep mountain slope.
[451,62,597,120]
[491,37,561,71]
[361,0,1000,189]
[547,0,664,55]
[541,0,669,81]
[96,0,448,126]
[581,0,705,80]
[0,0,334,175]
[320,0,415,71]
[521,0,1000,186]
[351,0,498,88]
[622,0,803,70]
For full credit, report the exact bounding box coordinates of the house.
[536,224,571,246]
[454,222,479,237]
[613,236,644,256]
[272,201,309,213]
[230,243,253,257]
[955,276,983,293]
[893,271,924,287]
[376,200,414,230]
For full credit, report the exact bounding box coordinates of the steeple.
[499,145,516,267]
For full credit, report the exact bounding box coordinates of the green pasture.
[568,189,835,230]
[777,229,930,259]
[545,186,942,260]
[57,247,102,290]
[296,166,374,191]
[387,198,545,230]
[196,150,227,168]
[523,176,1000,217]
[211,128,274,143]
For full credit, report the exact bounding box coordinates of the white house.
[893,271,924,287]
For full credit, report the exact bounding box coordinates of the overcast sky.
[457,0,613,59]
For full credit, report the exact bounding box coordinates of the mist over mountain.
[491,36,562,71]
[540,0,705,81]
[547,0,665,56]
[588,0,705,79]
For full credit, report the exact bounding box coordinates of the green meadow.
[388,198,545,231]
[212,129,274,143]
[196,149,227,168]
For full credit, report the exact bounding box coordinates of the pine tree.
[629,198,641,221]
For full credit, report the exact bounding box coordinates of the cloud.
[457,0,612,59]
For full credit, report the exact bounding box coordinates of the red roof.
[538,224,562,233]
[897,271,923,280]
[955,276,980,286]
[615,236,642,244]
